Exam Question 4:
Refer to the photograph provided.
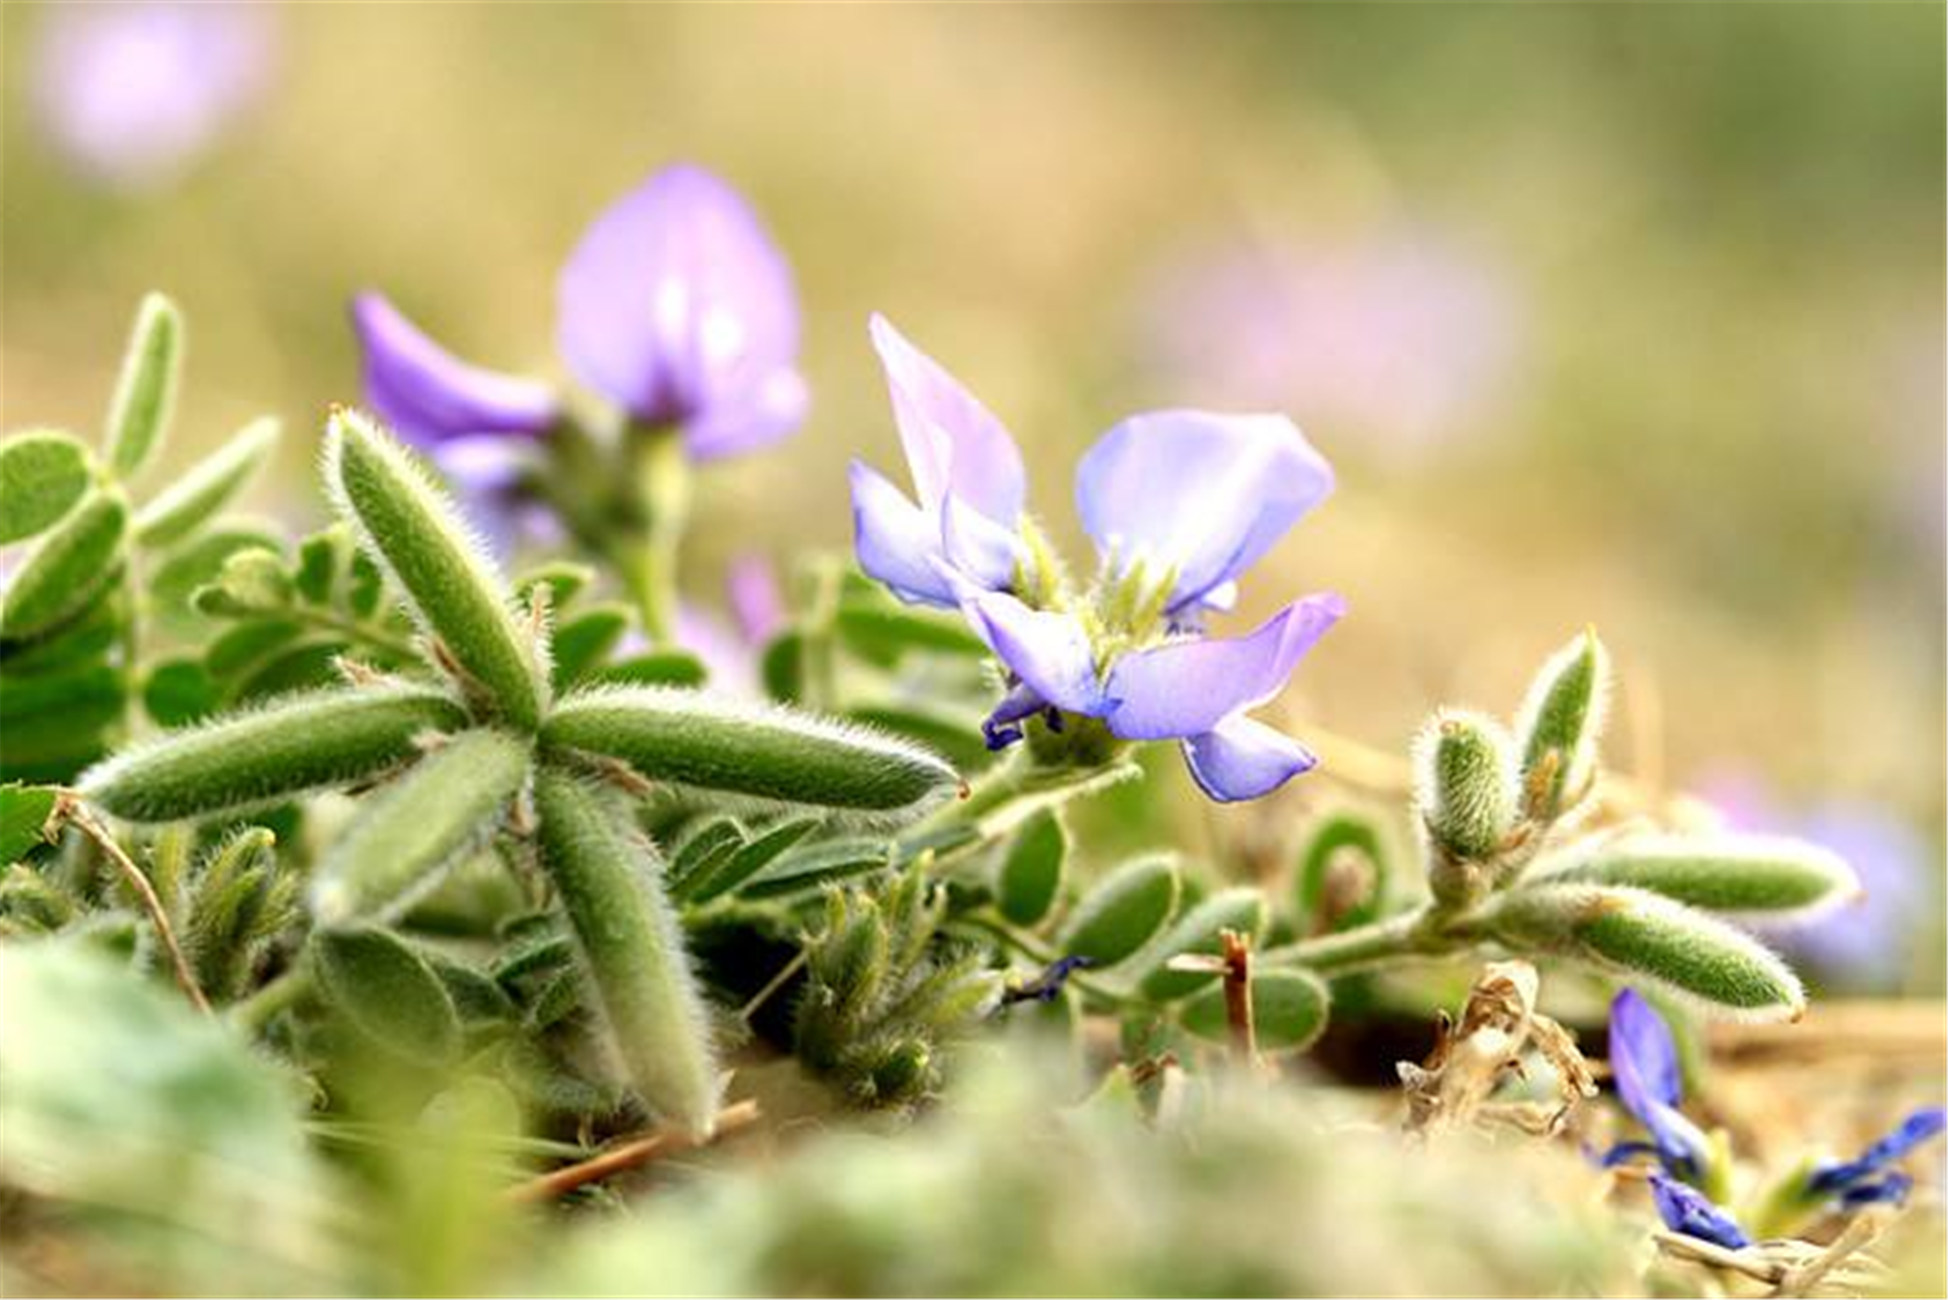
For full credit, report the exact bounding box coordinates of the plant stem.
[961,913,1133,1009]
[504,1098,761,1204]
[231,962,312,1034]
[291,606,420,661]
[61,797,209,1015]
[1258,907,1457,976]
[621,424,690,645]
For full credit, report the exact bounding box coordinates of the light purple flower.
[31,2,276,191]
[726,554,786,646]
[1605,989,1715,1180]
[559,165,808,459]
[352,163,805,469]
[849,317,1342,803]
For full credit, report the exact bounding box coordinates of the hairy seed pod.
[104,292,183,480]
[1059,853,1179,969]
[323,409,547,730]
[533,768,720,1138]
[1537,833,1859,920]
[308,729,531,927]
[0,488,127,643]
[134,417,280,547]
[80,684,466,823]
[541,686,959,818]
[1136,887,1268,1002]
[1484,883,1804,1019]
[1515,629,1610,822]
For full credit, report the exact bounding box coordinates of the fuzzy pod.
[313,926,462,1066]
[1059,853,1180,969]
[308,729,531,927]
[103,293,184,481]
[1515,629,1609,822]
[0,429,93,545]
[1135,887,1269,1002]
[533,768,721,1138]
[0,488,128,643]
[994,808,1066,927]
[1484,883,1804,1019]
[541,686,959,818]
[1181,967,1331,1054]
[1537,833,1859,920]
[134,417,281,547]
[1414,710,1518,866]
[323,409,547,730]
[79,684,467,823]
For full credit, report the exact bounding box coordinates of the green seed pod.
[541,686,959,819]
[308,729,531,927]
[533,768,720,1138]
[1414,710,1519,871]
[1538,833,1859,920]
[1515,629,1610,822]
[1136,887,1269,1002]
[313,926,462,1065]
[1484,883,1804,1019]
[323,409,546,730]
[995,808,1066,926]
[1059,853,1180,969]
[1181,968,1331,1054]
[79,683,466,823]
[0,488,127,643]
[134,417,280,547]
[103,293,184,481]
[0,429,93,545]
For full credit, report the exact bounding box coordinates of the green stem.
[798,557,845,712]
[621,424,690,645]
[902,754,1142,872]
[960,912,1134,1009]
[291,606,419,661]
[1258,907,1462,976]
[230,962,312,1034]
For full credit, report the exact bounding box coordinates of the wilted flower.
[1604,988,1716,1181]
[850,316,1342,803]
[30,2,276,191]
[1803,1107,1947,1209]
[1647,1171,1750,1250]
[352,162,806,464]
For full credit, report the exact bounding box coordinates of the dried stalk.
[505,1099,761,1204]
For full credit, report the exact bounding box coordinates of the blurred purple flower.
[1604,988,1715,1180]
[1648,1172,1750,1250]
[1805,1107,1946,1209]
[1698,770,1933,989]
[31,2,276,190]
[352,163,805,468]
[1138,235,1518,457]
[850,316,1342,803]
[726,553,786,645]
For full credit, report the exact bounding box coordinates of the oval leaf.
[1059,854,1180,969]
[1136,887,1269,1002]
[103,293,184,481]
[996,808,1066,926]
[1181,968,1331,1054]
[0,489,127,643]
[313,927,460,1065]
[0,430,92,545]
[134,417,280,547]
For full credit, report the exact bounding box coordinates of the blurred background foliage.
[4,1,1942,989]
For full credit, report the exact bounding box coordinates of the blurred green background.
[5,3,1942,984]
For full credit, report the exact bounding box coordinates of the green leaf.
[1537,833,1859,918]
[1295,810,1390,932]
[0,488,127,643]
[682,816,822,905]
[1515,629,1609,822]
[103,292,184,480]
[1060,854,1180,969]
[1181,968,1331,1054]
[80,683,468,823]
[228,639,350,703]
[995,808,1065,926]
[203,619,303,683]
[0,784,61,865]
[148,522,282,637]
[1484,883,1804,1018]
[324,410,546,730]
[588,649,707,689]
[133,416,280,547]
[313,926,461,1065]
[514,561,595,610]
[0,663,125,781]
[0,597,119,676]
[549,603,631,688]
[534,768,720,1138]
[543,686,959,819]
[738,837,892,900]
[0,429,92,544]
[834,602,988,665]
[142,657,221,727]
[665,816,747,895]
[308,728,531,927]
[1135,887,1269,1002]
[760,631,804,703]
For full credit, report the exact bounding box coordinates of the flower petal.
[350,293,558,447]
[1181,716,1318,803]
[1608,988,1714,1175]
[940,492,1021,592]
[961,592,1108,716]
[869,314,1025,524]
[1808,1106,1947,1196]
[1104,593,1344,741]
[849,460,956,608]
[558,164,800,430]
[1075,410,1333,611]
[683,364,809,461]
[1649,1173,1751,1250]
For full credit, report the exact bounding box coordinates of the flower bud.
[1413,710,1519,889]
[1515,629,1609,822]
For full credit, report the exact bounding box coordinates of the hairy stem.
[62,797,209,1015]
[621,424,690,645]
[1259,907,1464,976]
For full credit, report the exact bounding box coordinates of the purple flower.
[352,163,805,467]
[1648,1172,1750,1250]
[1805,1107,1946,1208]
[849,317,1342,803]
[1605,989,1715,1179]
[726,554,786,646]
[559,165,808,459]
[31,2,276,191]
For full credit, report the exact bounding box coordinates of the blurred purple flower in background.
[1138,233,1519,457]
[30,2,276,190]
[1697,769,1934,990]
[851,316,1342,803]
